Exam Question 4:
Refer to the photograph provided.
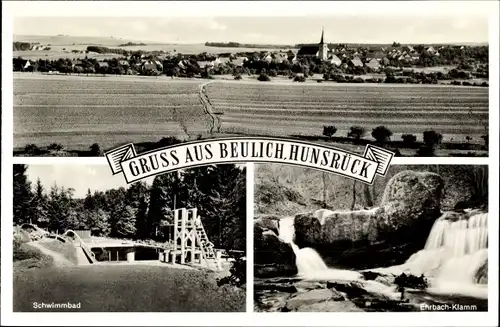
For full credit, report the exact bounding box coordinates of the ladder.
[195,220,215,260]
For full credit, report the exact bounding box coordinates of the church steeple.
[318,27,328,61]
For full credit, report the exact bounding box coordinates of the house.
[402,45,415,53]
[297,28,329,61]
[365,51,385,62]
[426,46,436,54]
[214,57,231,66]
[142,60,157,72]
[231,57,247,67]
[380,57,390,66]
[274,53,288,63]
[118,60,130,67]
[197,61,214,69]
[365,58,380,70]
[97,62,109,68]
[13,58,31,71]
[350,57,363,67]
[262,53,274,63]
[327,54,342,66]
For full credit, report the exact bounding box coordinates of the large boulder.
[254,218,298,278]
[294,171,444,268]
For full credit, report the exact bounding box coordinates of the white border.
[2,1,499,326]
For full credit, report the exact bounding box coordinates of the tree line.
[13,164,246,251]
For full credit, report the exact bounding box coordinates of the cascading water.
[278,217,359,280]
[380,212,488,298]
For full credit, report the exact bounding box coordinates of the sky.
[26,164,154,198]
[14,15,489,45]
[26,164,244,198]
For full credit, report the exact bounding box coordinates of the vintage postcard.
[1,1,498,327]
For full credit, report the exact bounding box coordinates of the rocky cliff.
[294,171,444,269]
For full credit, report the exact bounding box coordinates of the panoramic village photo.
[254,164,488,312]
[12,164,246,312]
[13,15,489,158]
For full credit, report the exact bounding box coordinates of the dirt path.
[28,241,73,268]
[199,81,220,134]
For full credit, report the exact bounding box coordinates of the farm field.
[14,35,295,60]
[206,81,489,144]
[14,74,488,156]
[14,74,211,150]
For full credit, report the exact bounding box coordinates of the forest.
[13,164,246,252]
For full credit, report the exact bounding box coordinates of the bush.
[257,73,271,82]
[347,126,366,142]
[451,80,461,85]
[294,75,306,82]
[481,81,489,87]
[24,144,40,155]
[423,130,443,146]
[47,143,64,151]
[89,143,103,156]
[353,77,365,83]
[234,74,242,80]
[401,134,417,145]
[371,126,393,144]
[323,125,337,138]
[217,253,246,288]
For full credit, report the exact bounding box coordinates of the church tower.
[318,27,329,61]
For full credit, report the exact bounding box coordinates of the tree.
[31,178,49,227]
[350,180,357,210]
[423,130,443,147]
[401,134,417,147]
[347,126,366,143]
[147,172,184,239]
[25,144,40,155]
[13,164,33,225]
[323,125,337,138]
[417,130,443,157]
[84,208,110,236]
[114,205,137,238]
[371,126,393,145]
[257,73,271,81]
[89,143,103,156]
[47,143,64,152]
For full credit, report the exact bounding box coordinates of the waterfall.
[278,216,360,280]
[405,212,488,282]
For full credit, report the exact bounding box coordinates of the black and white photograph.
[2,0,499,326]
[254,164,488,312]
[13,14,488,158]
[12,163,246,312]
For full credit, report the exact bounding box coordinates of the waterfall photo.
[254,164,488,312]
[12,164,246,312]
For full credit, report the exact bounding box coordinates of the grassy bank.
[40,240,78,265]
[14,265,245,312]
[13,239,54,272]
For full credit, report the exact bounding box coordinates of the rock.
[330,289,346,301]
[254,264,298,278]
[380,171,443,230]
[361,271,380,280]
[475,259,488,284]
[254,282,298,293]
[254,215,280,235]
[254,218,297,277]
[293,300,364,312]
[293,170,444,268]
[285,289,335,310]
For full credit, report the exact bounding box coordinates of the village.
[13,29,488,85]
